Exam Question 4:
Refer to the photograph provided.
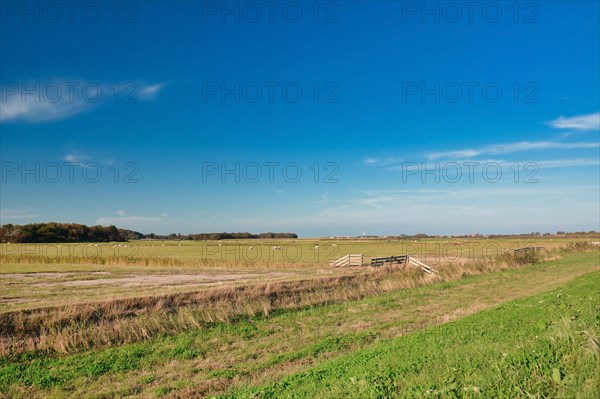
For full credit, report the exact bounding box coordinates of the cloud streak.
[96,210,166,228]
[0,80,167,123]
[138,83,167,100]
[427,141,599,160]
[548,112,600,131]
[0,208,39,221]
[62,152,92,163]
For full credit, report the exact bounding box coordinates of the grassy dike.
[0,252,598,398]
[221,271,600,399]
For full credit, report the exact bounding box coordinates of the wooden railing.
[370,255,408,267]
[408,256,434,274]
[331,254,364,267]
[514,246,545,255]
[332,253,435,274]
[369,255,435,274]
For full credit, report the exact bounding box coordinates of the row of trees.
[0,223,144,243]
[145,232,298,240]
[0,223,298,243]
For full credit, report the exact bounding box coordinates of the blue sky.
[1,1,599,236]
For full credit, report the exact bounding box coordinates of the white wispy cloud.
[314,193,329,204]
[96,211,166,227]
[0,83,92,123]
[138,83,167,100]
[0,208,39,221]
[548,112,600,131]
[529,158,600,168]
[62,152,92,163]
[0,80,167,123]
[388,158,600,171]
[219,184,598,235]
[427,141,599,160]
[315,184,599,223]
[364,156,403,166]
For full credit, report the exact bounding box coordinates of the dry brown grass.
[563,241,600,252]
[0,250,551,357]
[0,253,318,270]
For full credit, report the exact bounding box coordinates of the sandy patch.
[33,272,294,288]
[1,272,110,278]
[0,297,28,304]
[2,272,76,278]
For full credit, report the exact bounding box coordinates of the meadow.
[0,237,598,398]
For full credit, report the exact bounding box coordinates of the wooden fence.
[369,255,435,274]
[408,256,434,274]
[332,253,435,274]
[331,254,364,267]
[514,246,545,255]
[370,255,408,267]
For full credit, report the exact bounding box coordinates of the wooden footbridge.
[331,254,435,274]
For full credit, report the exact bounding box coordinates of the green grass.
[221,272,600,399]
[0,252,597,398]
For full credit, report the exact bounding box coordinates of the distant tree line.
[145,232,298,240]
[0,223,143,243]
[335,231,599,240]
[0,223,298,243]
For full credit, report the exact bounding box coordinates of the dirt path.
[32,272,295,287]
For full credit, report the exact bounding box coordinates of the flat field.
[0,237,598,398]
[0,237,587,312]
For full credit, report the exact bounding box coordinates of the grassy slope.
[223,271,600,399]
[0,252,598,398]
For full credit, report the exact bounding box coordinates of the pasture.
[0,236,581,267]
[0,237,598,398]
[0,237,583,313]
